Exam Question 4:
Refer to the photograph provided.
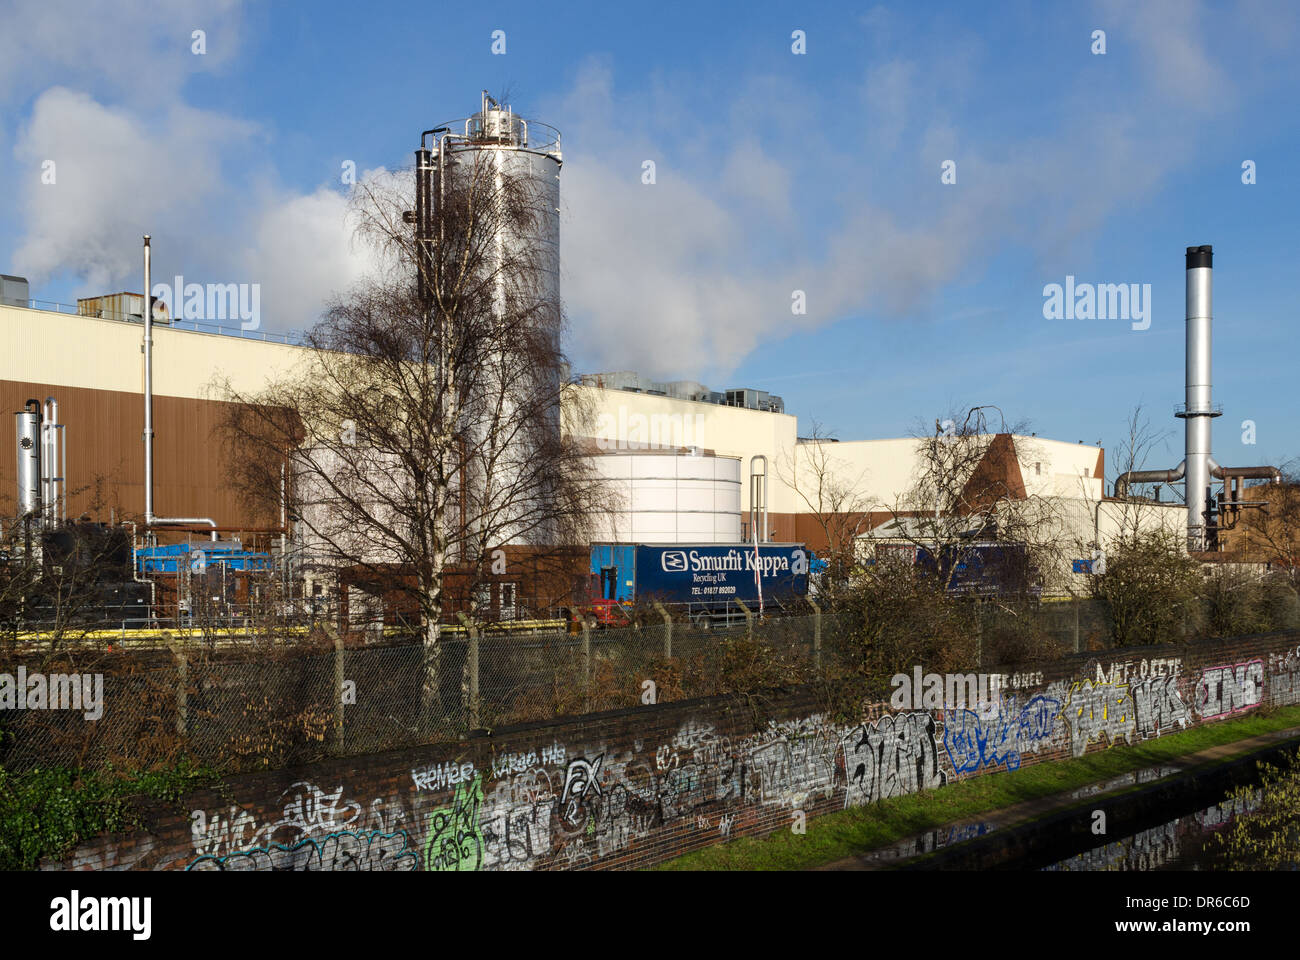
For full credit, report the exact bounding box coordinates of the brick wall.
[47,630,1300,871]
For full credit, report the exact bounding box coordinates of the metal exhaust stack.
[42,397,66,525]
[1180,245,1217,550]
[1114,244,1280,551]
[15,399,42,519]
[142,235,218,540]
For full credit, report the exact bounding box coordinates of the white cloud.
[0,0,244,106]
[551,9,1273,384]
[241,173,393,333]
[9,85,377,333]
[12,88,254,290]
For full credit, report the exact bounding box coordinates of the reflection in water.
[1067,764,1182,801]
[1044,791,1271,871]
[850,820,997,867]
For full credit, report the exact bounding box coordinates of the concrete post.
[736,599,753,638]
[809,598,822,669]
[457,613,480,731]
[655,602,672,659]
[581,618,592,712]
[166,634,187,737]
[332,625,345,753]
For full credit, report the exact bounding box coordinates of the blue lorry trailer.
[589,542,810,622]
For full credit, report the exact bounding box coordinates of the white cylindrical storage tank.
[589,452,742,543]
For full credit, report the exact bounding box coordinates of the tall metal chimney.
[1114,244,1281,552]
[1178,245,1218,550]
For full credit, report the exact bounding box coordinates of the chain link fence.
[1,595,1232,777]
[0,611,848,776]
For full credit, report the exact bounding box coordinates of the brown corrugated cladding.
[1,378,267,535]
[791,510,895,553]
[961,432,1027,507]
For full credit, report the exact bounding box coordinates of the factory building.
[10,292,1279,610]
[1,89,1276,613]
[1,294,1139,554]
[0,299,305,535]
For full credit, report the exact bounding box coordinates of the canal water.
[1043,787,1300,870]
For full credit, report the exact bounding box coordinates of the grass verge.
[652,704,1300,871]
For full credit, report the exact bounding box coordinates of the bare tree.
[221,144,610,723]
[865,406,1061,601]
[1105,404,1178,547]
[776,420,873,594]
[1238,458,1300,581]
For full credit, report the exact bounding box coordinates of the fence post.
[655,602,672,659]
[808,598,822,669]
[331,625,345,753]
[1074,596,1081,654]
[736,599,752,638]
[581,618,592,712]
[457,613,480,731]
[166,634,187,738]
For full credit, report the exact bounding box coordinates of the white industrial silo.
[414,93,565,548]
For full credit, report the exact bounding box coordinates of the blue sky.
[1,0,1297,477]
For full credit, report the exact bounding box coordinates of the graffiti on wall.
[191,781,364,859]
[1062,680,1136,757]
[1195,661,1264,719]
[188,829,419,872]
[841,712,945,807]
[109,635,1300,873]
[1267,649,1300,708]
[1094,657,1182,685]
[943,694,1061,774]
[187,781,421,871]
[748,715,842,808]
[424,777,485,871]
[412,761,477,793]
[1131,675,1190,739]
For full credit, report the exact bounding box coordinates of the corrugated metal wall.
[0,378,273,529]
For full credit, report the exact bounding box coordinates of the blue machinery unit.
[135,542,273,575]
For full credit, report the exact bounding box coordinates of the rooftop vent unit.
[0,275,29,308]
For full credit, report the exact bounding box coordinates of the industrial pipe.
[142,235,218,541]
[749,455,769,543]
[42,397,65,524]
[1211,465,1281,483]
[1114,461,1185,499]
